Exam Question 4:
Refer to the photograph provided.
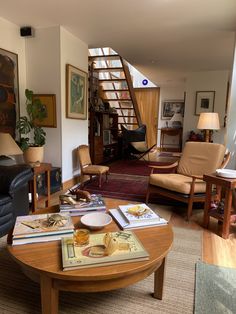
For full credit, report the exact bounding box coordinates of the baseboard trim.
[62,176,80,191]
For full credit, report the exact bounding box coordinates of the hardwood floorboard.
[39,189,236,268]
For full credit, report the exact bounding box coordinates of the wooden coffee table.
[8,206,173,314]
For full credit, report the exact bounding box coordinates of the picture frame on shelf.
[162,100,185,120]
[195,91,215,116]
[0,48,20,138]
[33,94,57,128]
[66,64,88,120]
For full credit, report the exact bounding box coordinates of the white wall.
[226,40,236,169]
[184,71,229,144]
[60,27,88,182]
[25,26,62,167]
[0,18,26,117]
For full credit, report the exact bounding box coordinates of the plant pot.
[23,146,44,167]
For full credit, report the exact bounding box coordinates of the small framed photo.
[162,100,185,119]
[195,91,215,115]
[66,64,88,120]
[33,94,57,128]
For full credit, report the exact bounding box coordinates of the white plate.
[215,169,236,179]
[81,212,112,230]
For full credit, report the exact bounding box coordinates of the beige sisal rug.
[0,227,201,314]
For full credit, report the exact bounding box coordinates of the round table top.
[8,208,173,282]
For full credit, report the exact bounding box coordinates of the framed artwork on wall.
[162,100,185,119]
[33,94,57,128]
[195,91,215,115]
[66,64,88,120]
[0,48,20,138]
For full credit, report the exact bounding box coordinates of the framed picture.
[33,94,57,128]
[162,100,185,119]
[0,48,20,138]
[195,91,215,115]
[66,64,88,120]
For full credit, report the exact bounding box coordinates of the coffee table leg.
[153,258,166,300]
[40,274,59,314]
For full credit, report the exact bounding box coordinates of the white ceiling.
[1,0,236,85]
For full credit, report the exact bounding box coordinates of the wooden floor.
[45,189,236,269]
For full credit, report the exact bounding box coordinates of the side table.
[29,163,52,212]
[203,173,236,239]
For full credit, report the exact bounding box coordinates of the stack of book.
[60,194,106,216]
[109,203,167,230]
[12,213,74,245]
[61,230,149,271]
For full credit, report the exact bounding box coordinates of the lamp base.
[204,130,213,142]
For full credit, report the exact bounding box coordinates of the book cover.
[60,194,106,212]
[13,231,74,246]
[61,231,149,271]
[109,208,168,230]
[64,207,106,217]
[13,213,74,238]
[118,203,160,224]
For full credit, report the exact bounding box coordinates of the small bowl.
[81,212,112,230]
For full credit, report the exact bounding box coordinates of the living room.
[0,1,236,313]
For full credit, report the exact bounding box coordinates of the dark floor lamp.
[197,112,220,142]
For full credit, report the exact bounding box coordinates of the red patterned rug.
[82,173,172,203]
[108,159,172,176]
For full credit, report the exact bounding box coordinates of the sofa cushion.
[149,173,206,194]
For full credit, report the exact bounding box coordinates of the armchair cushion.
[177,142,226,176]
[83,165,109,175]
[149,173,206,194]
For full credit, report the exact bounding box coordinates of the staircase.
[88,48,142,131]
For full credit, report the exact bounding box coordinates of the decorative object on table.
[74,229,90,246]
[195,91,215,115]
[0,48,19,138]
[32,94,57,128]
[170,112,183,128]
[161,100,185,119]
[59,193,106,216]
[188,130,204,142]
[80,212,112,230]
[197,112,220,142]
[61,230,149,271]
[69,187,92,202]
[12,212,74,245]
[109,203,167,230]
[66,64,88,120]
[16,89,47,166]
[0,132,22,165]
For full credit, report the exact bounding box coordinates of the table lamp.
[170,113,183,128]
[0,132,23,165]
[197,112,220,142]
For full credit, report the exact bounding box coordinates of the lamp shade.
[197,112,220,130]
[0,133,22,156]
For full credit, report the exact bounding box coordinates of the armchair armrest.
[0,165,33,195]
[183,174,204,181]
[149,161,179,174]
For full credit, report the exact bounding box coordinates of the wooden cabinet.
[89,110,119,164]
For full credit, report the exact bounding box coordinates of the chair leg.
[187,197,194,221]
[99,174,102,188]
[105,171,108,182]
[146,185,151,203]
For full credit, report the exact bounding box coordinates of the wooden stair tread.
[89,54,120,61]
[103,89,129,92]
[94,67,123,72]
[99,78,126,82]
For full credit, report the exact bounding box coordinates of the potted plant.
[16,89,47,166]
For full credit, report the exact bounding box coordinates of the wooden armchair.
[146,142,230,220]
[77,145,109,188]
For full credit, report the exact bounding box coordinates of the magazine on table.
[61,230,149,271]
[109,204,167,230]
[118,203,161,224]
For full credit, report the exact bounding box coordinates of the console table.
[160,128,182,152]
[203,173,236,239]
[29,163,52,212]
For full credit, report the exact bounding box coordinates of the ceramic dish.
[215,169,236,179]
[81,212,112,230]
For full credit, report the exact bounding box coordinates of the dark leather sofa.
[0,164,33,237]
